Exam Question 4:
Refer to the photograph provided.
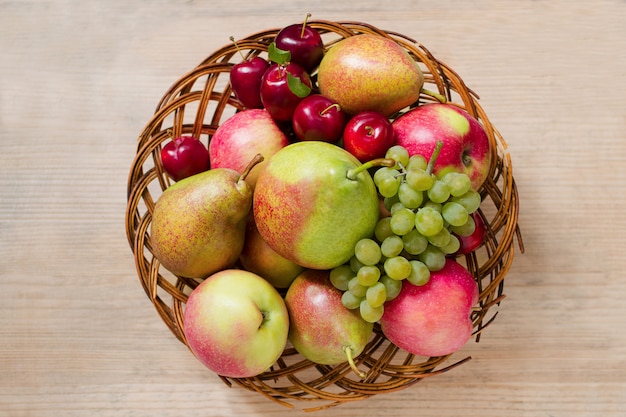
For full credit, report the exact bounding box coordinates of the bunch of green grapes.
[330,143,482,323]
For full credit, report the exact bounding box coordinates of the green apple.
[183,269,289,378]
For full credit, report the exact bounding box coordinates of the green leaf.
[268,42,291,65]
[287,73,312,98]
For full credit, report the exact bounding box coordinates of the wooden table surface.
[2,1,625,416]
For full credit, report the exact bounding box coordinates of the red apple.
[380,258,479,357]
[160,135,209,182]
[260,62,312,121]
[392,103,491,190]
[292,94,347,143]
[274,15,324,73]
[183,269,290,378]
[209,109,290,188]
[343,111,395,162]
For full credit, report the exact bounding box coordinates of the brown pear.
[151,155,263,279]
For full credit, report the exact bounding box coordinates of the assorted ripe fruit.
[153,16,494,379]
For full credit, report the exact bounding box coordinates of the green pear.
[317,34,424,117]
[253,141,381,270]
[285,269,373,378]
[151,155,263,279]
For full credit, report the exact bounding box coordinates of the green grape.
[366,282,387,308]
[357,265,381,287]
[407,260,430,286]
[427,179,451,203]
[375,217,394,242]
[383,194,400,212]
[390,208,416,236]
[398,183,424,209]
[402,228,429,255]
[405,168,434,191]
[451,189,482,214]
[440,234,461,255]
[415,206,444,236]
[354,238,382,266]
[422,200,442,213]
[441,172,472,197]
[427,227,451,248]
[384,256,412,280]
[360,299,384,323]
[442,201,469,227]
[373,167,399,186]
[386,145,410,169]
[350,256,364,273]
[348,276,368,297]
[378,176,401,198]
[381,235,404,258]
[450,214,476,236]
[389,201,406,215]
[341,291,362,310]
[330,264,353,291]
[419,245,446,271]
[407,154,428,171]
[380,275,402,301]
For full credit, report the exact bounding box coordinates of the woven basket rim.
[125,20,522,411]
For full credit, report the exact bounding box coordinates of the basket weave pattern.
[125,20,521,410]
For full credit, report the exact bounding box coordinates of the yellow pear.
[317,34,424,117]
[150,155,262,279]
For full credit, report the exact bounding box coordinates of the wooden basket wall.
[125,20,522,411]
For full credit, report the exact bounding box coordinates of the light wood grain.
[1,0,625,416]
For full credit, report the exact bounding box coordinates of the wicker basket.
[125,20,522,411]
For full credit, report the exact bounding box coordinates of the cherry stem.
[301,13,312,38]
[239,153,264,183]
[319,103,341,116]
[347,158,396,181]
[229,36,247,61]
[343,345,367,379]
[426,140,444,175]
[420,88,447,104]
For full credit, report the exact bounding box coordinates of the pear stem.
[239,153,264,183]
[343,345,367,379]
[347,158,396,181]
[426,140,444,175]
[421,88,447,104]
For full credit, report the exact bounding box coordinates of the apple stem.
[346,158,396,181]
[301,13,312,38]
[238,153,264,183]
[229,36,247,62]
[426,140,444,175]
[319,103,341,116]
[420,88,448,104]
[343,345,367,379]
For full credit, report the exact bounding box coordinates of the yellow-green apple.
[380,258,479,357]
[209,109,290,188]
[284,269,373,377]
[392,103,491,190]
[239,217,305,289]
[317,34,424,117]
[183,269,290,378]
[253,141,380,270]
